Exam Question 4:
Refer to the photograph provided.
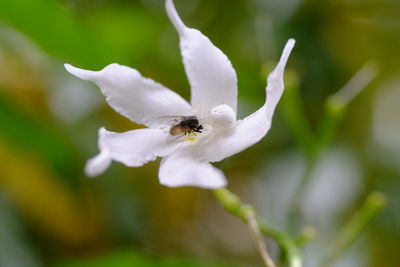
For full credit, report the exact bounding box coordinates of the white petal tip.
[64,63,95,80]
[284,38,296,54]
[85,171,99,178]
[85,153,112,177]
[288,38,296,46]
[165,0,186,35]
[64,63,76,74]
[274,38,296,73]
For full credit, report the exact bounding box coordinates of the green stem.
[288,156,318,233]
[213,187,302,267]
[288,64,376,230]
[280,70,315,158]
[286,62,377,231]
[320,192,387,267]
[295,226,317,247]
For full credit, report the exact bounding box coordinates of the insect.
[168,116,204,136]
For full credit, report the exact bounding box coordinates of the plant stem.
[295,226,317,247]
[320,191,387,267]
[213,187,302,267]
[286,62,378,232]
[245,207,276,267]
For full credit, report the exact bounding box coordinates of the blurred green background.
[0,0,399,266]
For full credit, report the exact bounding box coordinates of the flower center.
[183,132,200,143]
[165,104,236,145]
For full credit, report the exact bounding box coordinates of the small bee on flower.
[165,116,203,136]
[64,0,295,189]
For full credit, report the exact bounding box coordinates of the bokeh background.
[0,0,399,266]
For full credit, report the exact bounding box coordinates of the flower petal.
[85,127,180,177]
[202,39,296,162]
[85,152,112,177]
[159,147,227,188]
[64,63,191,128]
[165,0,238,113]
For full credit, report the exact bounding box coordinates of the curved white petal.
[85,127,180,177]
[64,63,191,128]
[202,39,296,162]
[165,0,238,113]
[85,152,112,177]
[159,147,227,188]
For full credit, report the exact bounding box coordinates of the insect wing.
[145,116,184,129]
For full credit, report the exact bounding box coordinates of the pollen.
[187,132,198,137]
[183,132,198,143]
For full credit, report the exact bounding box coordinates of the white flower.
[64,0,295,189]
